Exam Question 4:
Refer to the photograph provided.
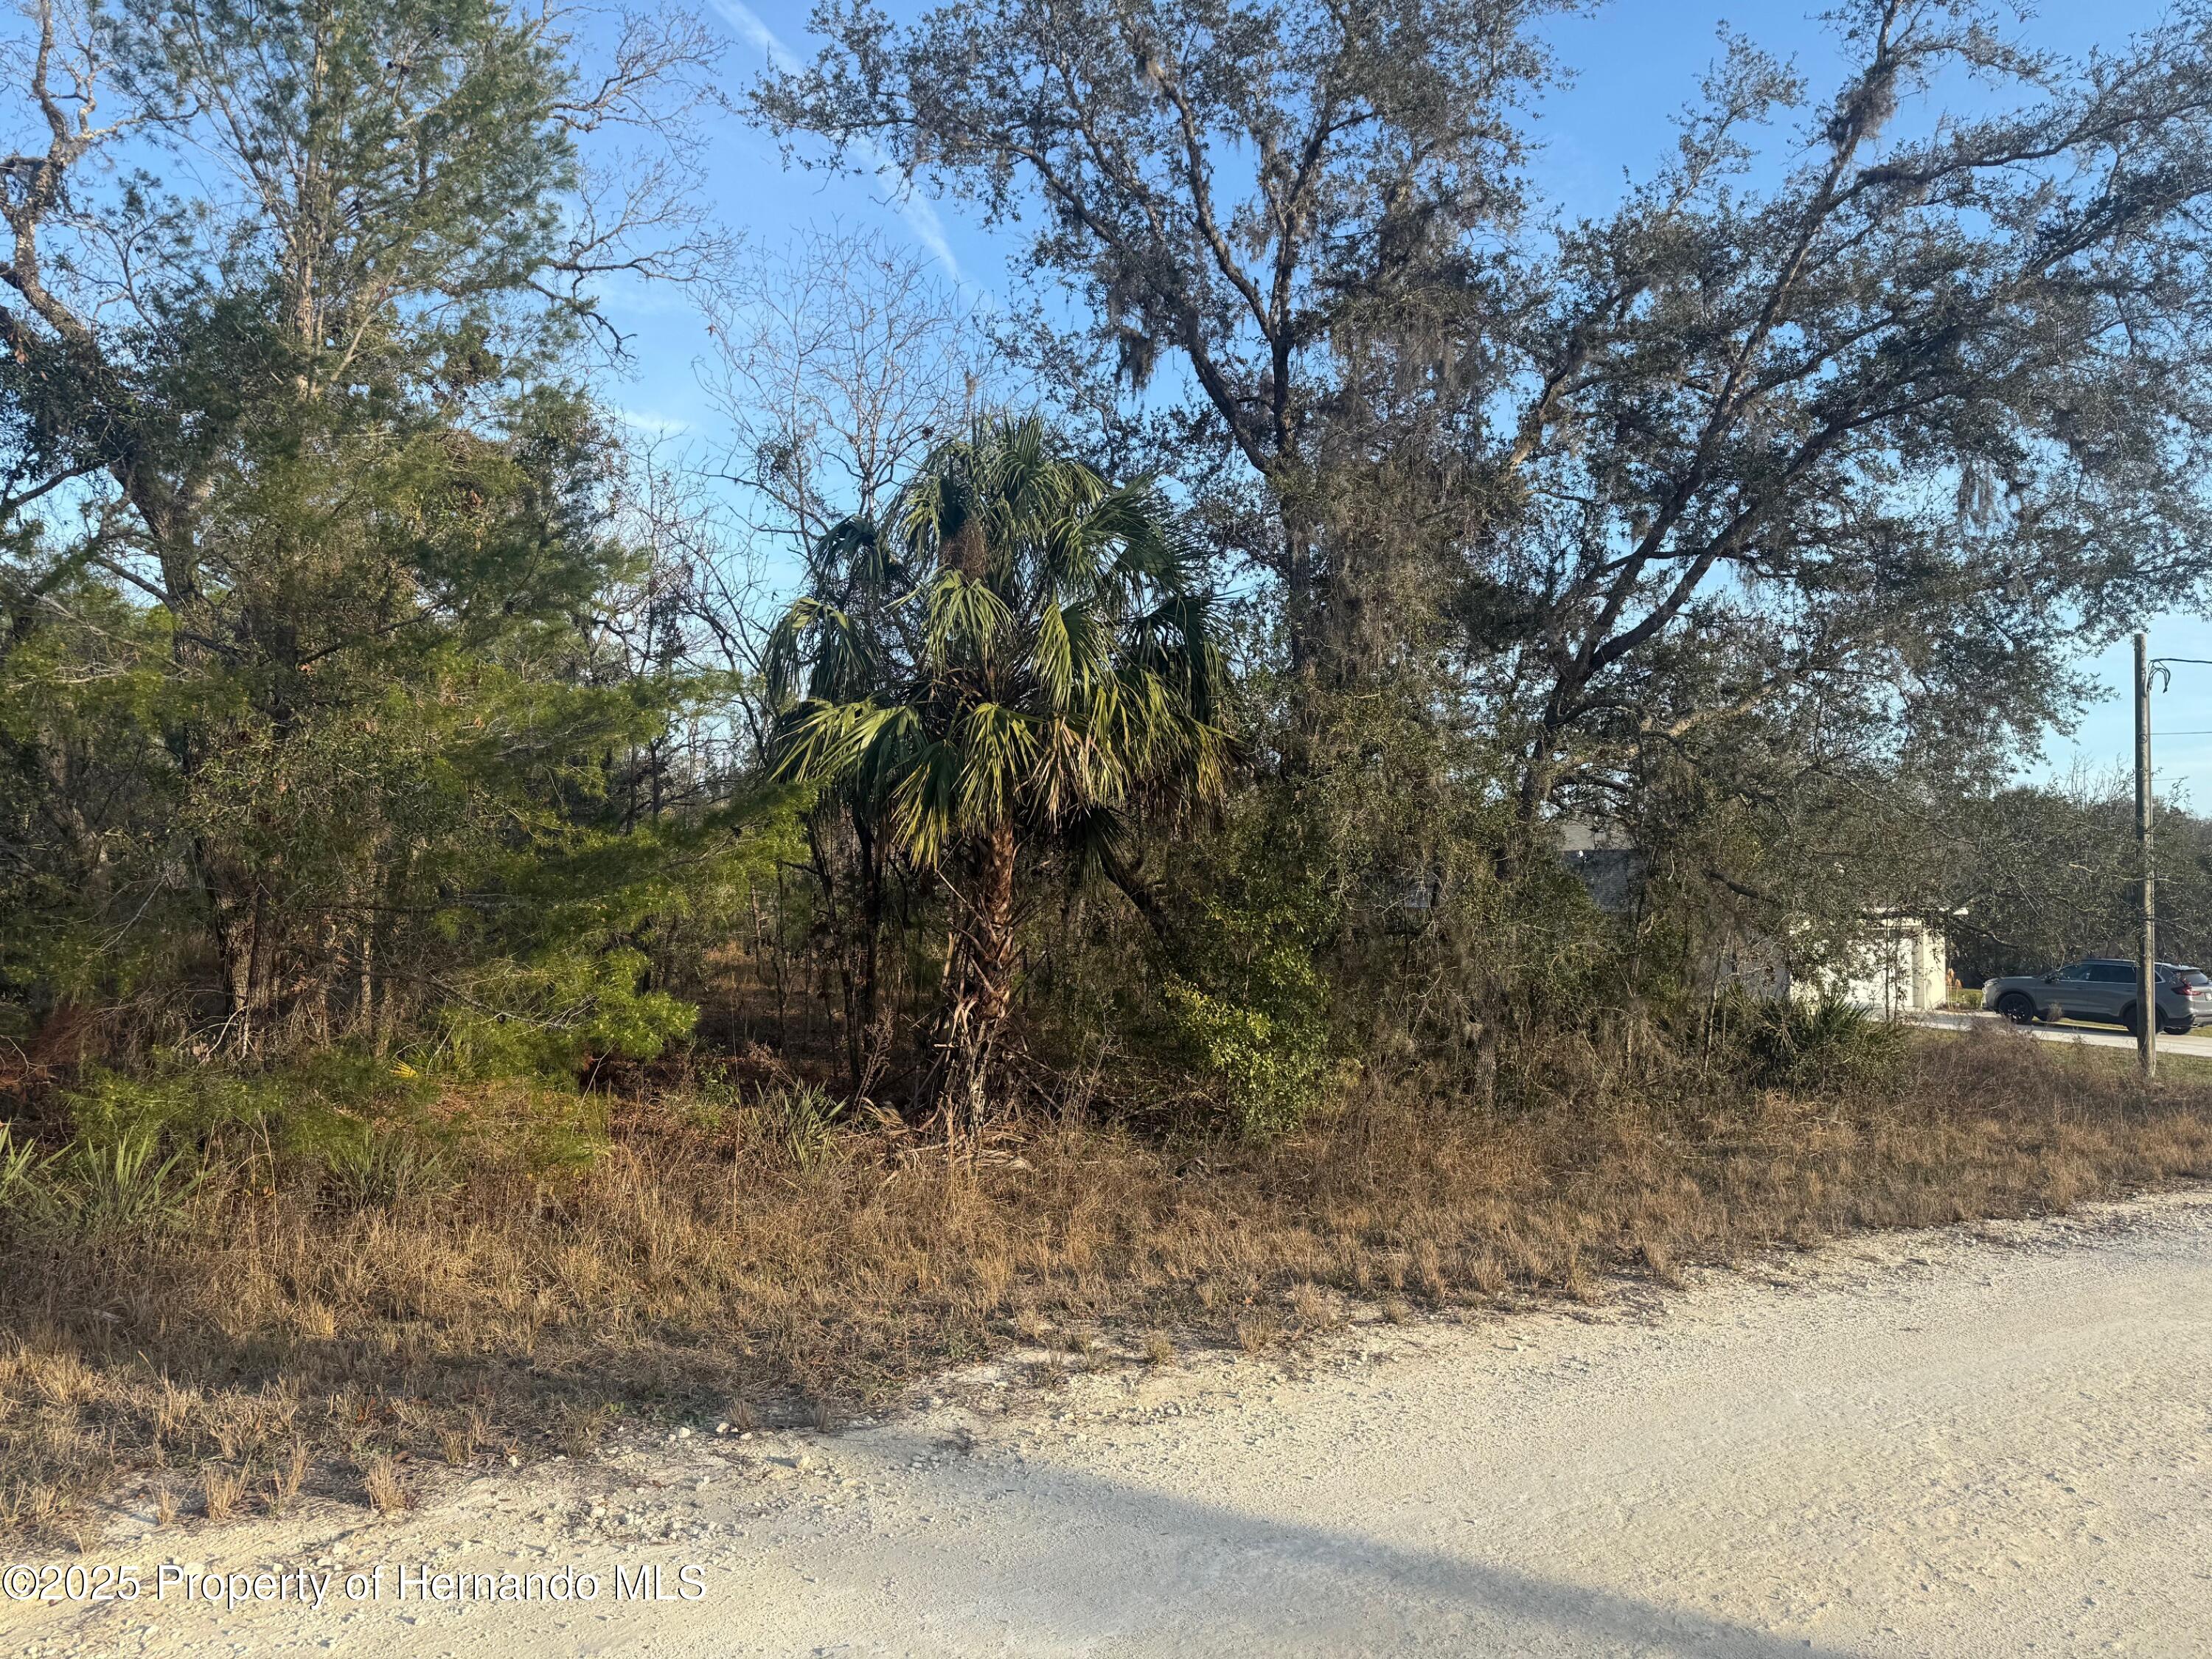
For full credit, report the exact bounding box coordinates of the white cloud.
[708,0,965,282]
[613,407,695,439]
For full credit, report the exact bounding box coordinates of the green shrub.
[439,947,697,1079]
[64,1050,434,1161]
[756,1081,849,1172]
[1159,973,1327,1141]
[0,1122,52,1220]
[1057,815,1338,1138]
[63,1130,199,1235]
[1736,992,1907,1095]
[326,1126,456,1208]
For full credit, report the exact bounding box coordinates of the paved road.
[11,1194,2212,1656]
[1909,1006,2212,1058]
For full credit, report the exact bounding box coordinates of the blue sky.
[607,0,2212,802]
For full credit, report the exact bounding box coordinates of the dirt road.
[10,1192,2212,1657]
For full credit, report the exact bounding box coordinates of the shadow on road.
[790,1426,1856,1658]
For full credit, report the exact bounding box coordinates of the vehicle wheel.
[1995,992,2037,1024]
[2121,1002,2140,1034]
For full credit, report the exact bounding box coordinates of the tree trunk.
[355,912,375,1040]
[1273,490,1326,780]
[206,846,276,1056]
[801,815,864,1091]
[931,818,1019,1144]
[1284,518,1312,677]
[854,815,890,1093]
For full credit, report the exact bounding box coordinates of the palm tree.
[767,417,1228,1138]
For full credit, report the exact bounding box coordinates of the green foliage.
[441,947,698,1078]
[65,1054,434,1161]
[0,580,188,1009]
[1158,961,1329,1140]
[19,0,2212,1163]
[62,1132,200,1237]
[768,416,1228,871]
[0,285,793,1065]
[755,1081,851,1172]
[759,0,2212,1070]
[1733,994,1908,1098]
[43,1057,617,1221]
[768,416,1230,1120]
[0,0,751,1068]
[1137,806,1338,1135]
[0,1124,50,1217]
[1939,778,2212,983]
[751,0,1550,651]
[326,1128,457,1210]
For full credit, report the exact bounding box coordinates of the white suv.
[1981,959,2212,1035]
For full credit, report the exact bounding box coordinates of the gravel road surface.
[9,1191,2212,1657]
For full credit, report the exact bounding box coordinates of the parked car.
[1980,959,2212,1034]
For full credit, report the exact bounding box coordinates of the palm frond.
[953,702,1039,829]
[925,569,1012,667]
[768,698,899,787]
[888,740,962,866]
[785,414,1231,865]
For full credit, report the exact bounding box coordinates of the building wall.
[1801,917,1948,1015]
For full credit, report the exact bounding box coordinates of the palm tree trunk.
[855,815,889,1092]
[932,818,1019,1141]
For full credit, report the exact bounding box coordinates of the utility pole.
[2136,631,2156,1082]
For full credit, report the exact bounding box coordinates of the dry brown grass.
[270,1442,307,1512]
[198,1465,243,1523]
[358,1453,408,1515]
[4,1029,2212,1541]
[1288,1282,1338,1329]
[1234,1314,1283,1354]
